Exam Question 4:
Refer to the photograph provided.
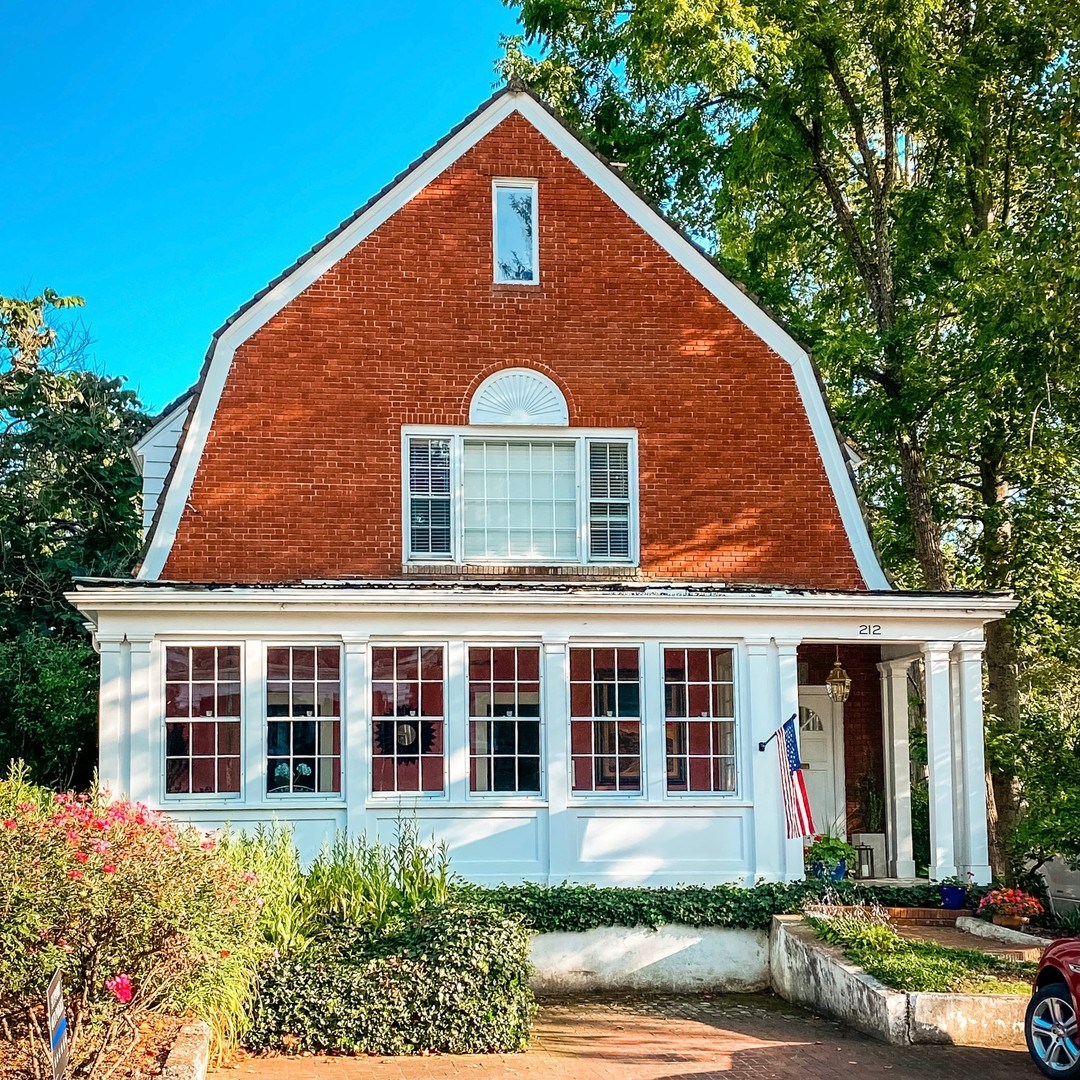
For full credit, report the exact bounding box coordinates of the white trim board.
[139,88,888,589]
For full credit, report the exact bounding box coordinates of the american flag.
[776,714,815,839]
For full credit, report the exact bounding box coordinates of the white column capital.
[127,635,155,652]
[952,640,986,659]
[773,638,801,652]
[922,640,955,659]
[541,637,569,652]
[341,634,370,649]
[745,639,772,656]
[877,657,913,677]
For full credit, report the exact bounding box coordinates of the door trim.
[798,687,847,838]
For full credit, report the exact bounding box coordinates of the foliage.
[0,632,99,789]
[218,821,455,953]
[0,765,265,1075]
[0,289,149,788]
[807,903,1036,993]
[500,0,1080,878]
[804,833,857,872]
[246,905,534,1055]
[976,887,1044,918]
[461,879,987,933]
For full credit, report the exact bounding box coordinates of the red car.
[1028,937,1080,1077]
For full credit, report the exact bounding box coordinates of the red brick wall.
[799,644,884,835]
[161,112,866,588]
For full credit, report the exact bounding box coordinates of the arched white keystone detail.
[469,368,569,426]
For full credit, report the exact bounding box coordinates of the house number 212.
[859,624,882,636]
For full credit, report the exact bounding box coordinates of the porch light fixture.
[826,647,852,704]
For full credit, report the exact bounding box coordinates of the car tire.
[1027,983,1080,1078]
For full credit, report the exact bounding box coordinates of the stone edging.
[956,915,1047,948]
[162,1019,211,1080]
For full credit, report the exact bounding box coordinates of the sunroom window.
[493,180,537,284]
[404,431,636,565]
[664,648,737,794]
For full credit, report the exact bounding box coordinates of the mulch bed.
[0,1013,182,1079]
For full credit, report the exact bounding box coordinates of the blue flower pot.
[940,884,967,910]
[811,859,848,882]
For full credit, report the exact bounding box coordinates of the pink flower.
[16,802,34,813]
[74,851,89,864]
[105,974,133,1004]
[65,831,80,844]
[92,840,110,855]
[240,871,257,885]
[200,839,216,850]
[2,819,15,830]
[101,864,117,874]
[68,869,83,880]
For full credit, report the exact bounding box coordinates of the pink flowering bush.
[0,764,264,1076]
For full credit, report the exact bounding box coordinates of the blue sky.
[2,1,522,412]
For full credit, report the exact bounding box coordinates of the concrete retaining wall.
[530,924,769,993]
[769,915,1027,1048]
[769,915,910,1043]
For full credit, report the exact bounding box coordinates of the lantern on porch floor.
[826,646,852,703]
[854,844,875,880]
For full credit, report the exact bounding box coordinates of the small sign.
[46,968,70,1080]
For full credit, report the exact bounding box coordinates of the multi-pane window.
[469,647,541,793]
[404,433,636,565]
[371,646,445,793]
[266,647,341,795]
[570,648,641,793]
[664,648,737,793]
[493,180,537,284]
[164,645,241,796]
[464,440,577,561]
[588,443,631,559]
[408,438,452,558]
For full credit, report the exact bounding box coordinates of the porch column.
[747,640,784,881]
[97,634,127,798]
[923,641,957,879]
[878,659,916,879]
[776,640,806,880]
[955,641,992,884]
[543,638,571,883]
[342,635,370,838]
[127,636,155,805]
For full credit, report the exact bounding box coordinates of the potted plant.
[805,833,857,882]
[936,872,974,910]
[976,887,1045,929]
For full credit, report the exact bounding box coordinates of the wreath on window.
[374,715,436,759]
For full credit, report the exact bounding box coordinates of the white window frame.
[263,642,344,800]
[367,640,450,801]
[158,640,245,805]
[401,425,639,567]
[492,178,539,285]
[659,641,743,801]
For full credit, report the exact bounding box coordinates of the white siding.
[133,401,190,536]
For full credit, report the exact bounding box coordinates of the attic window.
[493,180,538,284]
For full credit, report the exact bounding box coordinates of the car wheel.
[1028,983,1080,1078]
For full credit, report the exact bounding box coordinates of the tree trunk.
[979,443,1022,879]
[896,427,951,590]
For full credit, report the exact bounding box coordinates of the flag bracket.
[758,714,797,752]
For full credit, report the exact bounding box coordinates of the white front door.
[797,687,846,837]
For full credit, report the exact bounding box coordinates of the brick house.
[69,87,1010,885]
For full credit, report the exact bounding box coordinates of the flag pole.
[758,713,797,752]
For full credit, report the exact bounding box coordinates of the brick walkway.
[211,995,1036,1079]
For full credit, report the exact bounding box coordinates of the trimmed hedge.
[247,904,533,1054]
[461,880,989,933]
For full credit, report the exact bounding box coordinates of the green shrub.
[0,765,265,1075]
[462,879,980,933]
[247,904,534,1055]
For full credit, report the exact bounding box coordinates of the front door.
[797,687,846,836]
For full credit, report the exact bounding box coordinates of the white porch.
[70,582,1013,886]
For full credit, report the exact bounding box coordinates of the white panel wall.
[133,402,190,534]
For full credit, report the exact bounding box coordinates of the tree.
[0,291,149,785]
[500,0,1080,873]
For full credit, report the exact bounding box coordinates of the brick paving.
[894,922,1043,961]
[211,994,1036,1079]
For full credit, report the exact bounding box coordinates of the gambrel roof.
[138,84,889,589]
